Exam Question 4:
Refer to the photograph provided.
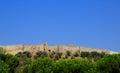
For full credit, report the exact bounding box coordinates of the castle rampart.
[0,43,110,55]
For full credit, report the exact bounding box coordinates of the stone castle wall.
[0,43,110,55]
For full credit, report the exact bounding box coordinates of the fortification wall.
[0,44,110,55]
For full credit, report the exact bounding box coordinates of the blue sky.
[0,0,120,52]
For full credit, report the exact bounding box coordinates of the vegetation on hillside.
[0,47,120,73]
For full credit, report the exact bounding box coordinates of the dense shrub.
[35,51,48,59]
[1,50,120,73]
[81,52,90,58]
[22,58,97,73]
[0,53,19,73]
[22,53,120,73]
[0,61,10,73]
[54,54,59,60]
[15,51,32,58]
[15,51,32,73]
[55,52,62,59]
[35,51,43,59]
[15,52,22,58]
[22,65,32,73]
[81,51,106,61]
[23,51,32,58]
[90,52,105,60]
[0,53,6,61]
[66,51,71,56]
[54,59,96,73]
[96,54,120,73]
[41,51,48,58]
[5,54,19,73]
[23,58,54,73]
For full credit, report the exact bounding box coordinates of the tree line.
[0,47,120,73]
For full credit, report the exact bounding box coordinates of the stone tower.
[46,40,48,46]
[43,40,48,51]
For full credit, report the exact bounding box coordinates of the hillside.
[0,42,111,55]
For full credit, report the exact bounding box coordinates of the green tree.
[5,54,19,73]
[35,51,43,59]
[15,52,22,58]
[54,54,60,60]
[15,51,32,73]
[0,61,10,73]
[15,51,32,58]
[0,53,6,61]
[89,51,104,61]
[41,51,48,58]
[23,58,54,73]
[56,52,62,58]
[22,65,32,73]
[66,51,71,56]
[96,54,120,73]
[81,52,90,58]
[35,51,48,59]
[54,58,96,73]
[54,52,62,60]
[23,51,32,58]
[0,53,19,73]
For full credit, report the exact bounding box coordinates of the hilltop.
[0,41,113,55]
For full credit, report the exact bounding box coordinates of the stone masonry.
[0,41,110,55]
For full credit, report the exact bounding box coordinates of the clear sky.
[0,0,120,52]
